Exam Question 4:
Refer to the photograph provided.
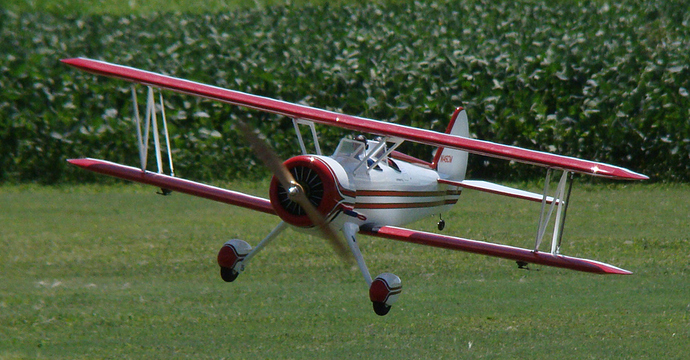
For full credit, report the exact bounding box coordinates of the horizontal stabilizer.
[361,225,631,275]
[439,179,558,204]
[68,158,276,215]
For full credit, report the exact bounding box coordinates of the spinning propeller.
[234,119,353,264]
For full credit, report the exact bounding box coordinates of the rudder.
[433,107,469,181]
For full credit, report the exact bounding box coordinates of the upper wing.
[62,57,647,181]
[361,225,631,275]
[69,158,276,215]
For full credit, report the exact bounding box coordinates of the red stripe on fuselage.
[355,189,461,197]
[355,199,458,210]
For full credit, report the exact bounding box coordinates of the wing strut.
[292,119,322,156]
[534,170,574,254]
[352,137,404,174]
[368,137,404,171]
[131,85,175,177]
[159,92,175,176]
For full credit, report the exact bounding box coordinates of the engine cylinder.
[269,156,343,228]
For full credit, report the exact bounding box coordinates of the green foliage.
[1,0,689,183]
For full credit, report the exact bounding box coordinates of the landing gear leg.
[343,223,372,285]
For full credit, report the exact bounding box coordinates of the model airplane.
[62,58,647,316]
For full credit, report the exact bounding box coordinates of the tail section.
[433,107,469,181]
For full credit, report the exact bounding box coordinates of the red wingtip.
[583,258,633,275]
[61,58,106,75]
[612,167,649,181]
[60,58,82,66]
[67,158,98,168]
[602,267,633,275]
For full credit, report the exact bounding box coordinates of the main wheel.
[372,301,391,316]
[220,267,239,282]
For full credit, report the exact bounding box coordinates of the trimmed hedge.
[1,0,689,183]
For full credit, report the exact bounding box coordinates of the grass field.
[3,0,371,14]
[1,182,688,359]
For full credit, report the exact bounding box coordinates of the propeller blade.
[291,189,352,263]
[234,119,352,264]
[235,120,293,190]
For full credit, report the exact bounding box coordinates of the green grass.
[1,182,688,359]
[2,0,375,14]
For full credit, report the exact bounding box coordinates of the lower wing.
[68,158,275,215]
[361,225,631,275]
[69,158,629,275]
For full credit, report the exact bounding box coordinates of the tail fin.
[433,107,469,181]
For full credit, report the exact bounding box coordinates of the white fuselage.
[322,139,461,230]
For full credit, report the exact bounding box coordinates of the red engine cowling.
[269,155,344,228]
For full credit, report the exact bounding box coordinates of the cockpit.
[333,138,367,159]
[333,137,401,173]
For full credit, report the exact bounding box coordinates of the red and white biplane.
[63,58,647,316]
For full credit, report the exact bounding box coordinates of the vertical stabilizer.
[433,107,469,181]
